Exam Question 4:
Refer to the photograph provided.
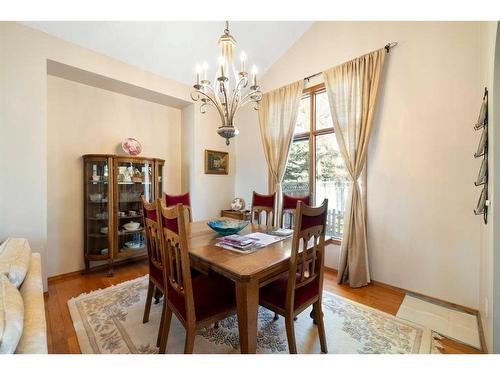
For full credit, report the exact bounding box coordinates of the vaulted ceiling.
[22,21,313,85]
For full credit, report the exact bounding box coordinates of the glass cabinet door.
[85,158,111,259]
[156,161,164,198]
[115,159,152,255]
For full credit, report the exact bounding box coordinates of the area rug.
[68,275,434,354]
[396,294,481,350]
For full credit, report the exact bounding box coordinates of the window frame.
[291,83,341,245]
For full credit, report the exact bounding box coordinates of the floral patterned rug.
[68,275,434,354]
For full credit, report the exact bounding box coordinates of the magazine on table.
[215,232,291,253]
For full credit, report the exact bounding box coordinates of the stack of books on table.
[216,234,265,252]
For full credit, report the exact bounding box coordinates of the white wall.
[489,24,500,354]
[478,22,498,353]
[235,21,487,310]
[234,105,268,207]
[0,22,49,289]
[187,104,236,220]
[47,75,182,276]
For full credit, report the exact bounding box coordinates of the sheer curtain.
[258,80,304,224]
[322,48,386,287]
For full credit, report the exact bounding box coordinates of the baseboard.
[324,266,486,353]
[47,256,147,283]
[47,269,84,283]
[325,266,478,313]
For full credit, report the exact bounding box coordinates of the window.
[282,85,350,240]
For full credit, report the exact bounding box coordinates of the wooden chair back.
[164,192,193,222]
[251,191,276,226]
[281,194,311,228]
[286,199,328,310]
[158,200,196,323]
[141,195,164,278]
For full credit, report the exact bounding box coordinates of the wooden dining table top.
[187,218,293,283]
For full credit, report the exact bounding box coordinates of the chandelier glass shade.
[191,21,262,145]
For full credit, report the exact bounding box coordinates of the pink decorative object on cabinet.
[121,138,142,156]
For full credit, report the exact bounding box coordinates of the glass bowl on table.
[207,219,249,236]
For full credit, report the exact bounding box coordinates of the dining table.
[186,218,298,354]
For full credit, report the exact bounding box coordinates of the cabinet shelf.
[118,214,143,220]
[117,247,147,257]
[118,229,145,236]
[118,181,152,185]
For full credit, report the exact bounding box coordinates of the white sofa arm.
[15,253,48,354]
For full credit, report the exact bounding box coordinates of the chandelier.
[191,21,262,145]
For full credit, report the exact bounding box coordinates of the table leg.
[235,279,259,354]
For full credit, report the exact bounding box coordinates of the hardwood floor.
[44,260,483,354]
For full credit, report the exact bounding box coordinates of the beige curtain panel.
[323,48,386,287]
[258,80,304,224]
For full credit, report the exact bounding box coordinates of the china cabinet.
[83,154,165,275]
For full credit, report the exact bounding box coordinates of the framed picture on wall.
[205,149,229,175]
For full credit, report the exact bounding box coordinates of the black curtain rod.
[304,41,398,82]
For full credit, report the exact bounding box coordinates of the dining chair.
[251,191,275,226]
[259,199,329,354]
[164,192,192,222]
[141,195,167,348]
[157,200,237,354]
[281,194,311,229]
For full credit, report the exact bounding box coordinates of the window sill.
[326,237,342,246]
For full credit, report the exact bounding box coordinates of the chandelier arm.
[204,84,224,110]
[238,90,263,108]
[230,93,262,119]
[228,76,248,123]
[191,90,226,126]
[219,81,231,124]
[238,94,263,110]
[228,91,240,125]
[210,82,228,126]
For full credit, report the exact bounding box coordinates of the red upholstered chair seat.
[260,273,320,310]
[167,274,236,322]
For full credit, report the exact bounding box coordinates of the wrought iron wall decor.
[474,87,488,224]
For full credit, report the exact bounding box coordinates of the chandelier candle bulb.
[240,51,247,73]
[251,65,258,87]
[202,61,208,81]
[195,64,201,86]
[218,56,226,78]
